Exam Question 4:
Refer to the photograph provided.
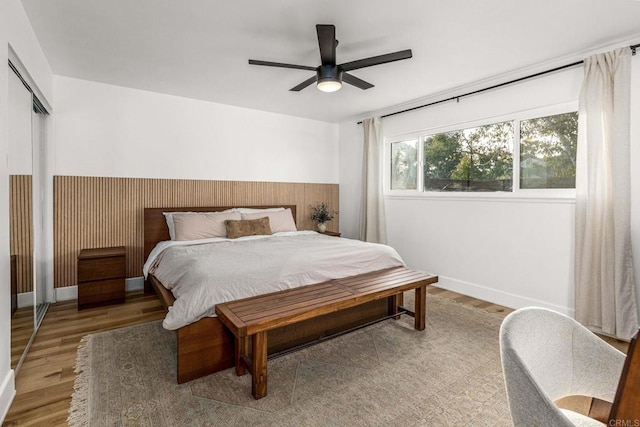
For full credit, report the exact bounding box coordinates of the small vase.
[317,223,327,233]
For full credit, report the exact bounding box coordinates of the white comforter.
[144,231,405,330]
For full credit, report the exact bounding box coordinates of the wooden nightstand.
[77,246,126,310]
[319,230,341,237]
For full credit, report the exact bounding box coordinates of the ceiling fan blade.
[248,59,316,71]
[342,73,374,90]
[289,76,317,91]
[316,24,336,65]
[339,49,413,72]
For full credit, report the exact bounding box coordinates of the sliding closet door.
[8,58,50,373]
[33,108,46,315]
[8,66,35,372]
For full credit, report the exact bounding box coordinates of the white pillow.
[240,208,297,233]
[172,211,241,241]
[163,209,235,240]
[231,207,286,214]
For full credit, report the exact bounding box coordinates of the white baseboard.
[434,275,575,317]
[17,292,33,308]
[54,285,77,302]
[55,277,145,302]
[0,369,16,424]
[126,277,145,292]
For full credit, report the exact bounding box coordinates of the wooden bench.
[215,267,438,399]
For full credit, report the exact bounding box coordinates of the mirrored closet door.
[8,61,49,374]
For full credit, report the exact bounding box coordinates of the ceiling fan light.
[316,65,343,93]
[317,80,342,92]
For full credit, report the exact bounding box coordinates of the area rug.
[68,294,511,426]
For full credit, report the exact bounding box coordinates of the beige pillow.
[225,217,272,239]
[240,208,297,233]
[172,211,241,241]
[164,209,235,240]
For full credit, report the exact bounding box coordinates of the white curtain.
[575,47,639,340]
[360,117,387,243]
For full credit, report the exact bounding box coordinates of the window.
[424,121,513,192]
[390,140,418,190]
[519,112,577,189]
[388,110,578,193]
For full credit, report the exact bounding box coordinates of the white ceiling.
[20,0,640,123]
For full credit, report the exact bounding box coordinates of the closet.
[8,60,49,374]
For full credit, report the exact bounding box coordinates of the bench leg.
[251,331,268,399]
[388,293,404,320]
[415,285,426,331]
[235,336,248,376]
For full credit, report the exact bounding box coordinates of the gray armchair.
[499,307,626,426]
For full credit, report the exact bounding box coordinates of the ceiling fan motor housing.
[317,65,343,84]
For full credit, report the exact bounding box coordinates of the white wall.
[54,76,339,183]
[340,58,640,319]
[0,0,53,422]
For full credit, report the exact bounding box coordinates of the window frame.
[384,102,578,202]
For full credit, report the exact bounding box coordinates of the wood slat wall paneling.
[53,176,339,289]
[10,175,33,294]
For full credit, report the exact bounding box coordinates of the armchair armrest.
[571,325,626,402]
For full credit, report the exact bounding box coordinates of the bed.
[143,205,408,383]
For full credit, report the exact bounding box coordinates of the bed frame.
[144,206,392,383]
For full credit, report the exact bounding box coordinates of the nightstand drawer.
[78,254,125,282]
[78,278,125,310]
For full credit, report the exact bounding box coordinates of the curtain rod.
[357,43,640,125]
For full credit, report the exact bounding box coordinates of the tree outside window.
[520,112,577,189]
[424,121,513,191]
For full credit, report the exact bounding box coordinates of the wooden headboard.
[143,205,297,263]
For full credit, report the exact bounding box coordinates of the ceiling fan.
[248,24,412,93]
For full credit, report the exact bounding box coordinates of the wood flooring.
[2,287,627,426]
[11,306,35,370]
[4,292,165,426]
